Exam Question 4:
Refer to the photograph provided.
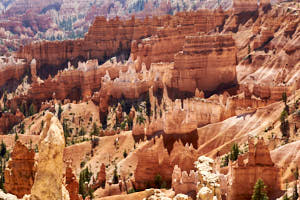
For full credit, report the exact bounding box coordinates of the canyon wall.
[131,9,228,69]
[0,57,28,89]
[17,9,228,70]
[165,34,237,95]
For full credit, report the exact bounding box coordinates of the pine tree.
[293,183,298,200]
[282,92,287,105]
[0,141,6,158]
[91,123,99,136]
[15,132,19,142]
[251,179,269,200]
[229,143,239,161]
[28,103,36,116]
[57,103,63,120]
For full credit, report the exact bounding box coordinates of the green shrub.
[229,143,239,161]
[251,179,269,200]
[154,174,162,188]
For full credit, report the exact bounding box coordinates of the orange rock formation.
[227,138,282,200]
[4,141,35,198]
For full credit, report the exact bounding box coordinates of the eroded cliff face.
[131,9,228,70]
[0,2,299,199]
[165,34,237,96]
[30,112,66,200]
[227,138,282,200]
[134,137,197,190]
[17,9,228,73]
[4,141,36,198]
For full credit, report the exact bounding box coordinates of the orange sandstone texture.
[165,34,237,95]
[227,138,282,200]
[65,166,81,200]
[4,141,36,198]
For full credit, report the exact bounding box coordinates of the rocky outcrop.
[0,57,28,89]
[92,163,106,190]
[17,9,228,70]
[227,138,282,200]
[4,141,35,198]
[65,166,81,200]
[134,137,197,190]
[0,110,24,134]
[165,34,237,96]
[10,60,128,106]
[253,27,274,50]
[30,112,66,200]
[172,156,221,200]
[172,166,198,197]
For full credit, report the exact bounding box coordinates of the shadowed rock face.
[4,141,35,198]
[134,137,198,190]
[30,112,66,200]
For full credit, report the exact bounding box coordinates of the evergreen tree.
[112,166,119,184]
[91,123,99,136]
[251,179,269,200]
[293,183,298,200]
[229,143,239,161]
[280,109,290,137]
[19,104,25,115]
[294,166,299,180]
[282,92,287,105]
[79,127,86,136]
[0,141,6,158]
[15,132,19,142]
[58,103,63,120]
[28,103,36,116]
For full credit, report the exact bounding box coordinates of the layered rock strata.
[17,9,228,70]
[165,34,237,95]
[0,57,28,89]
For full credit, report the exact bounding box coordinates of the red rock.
[4,141,36,198]
[92,163,106,190]
[165,34,237,96]
[65,166,81,200]
[134,137,197,190]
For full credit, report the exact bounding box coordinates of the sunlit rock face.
[227,138,282,200]
[165,34,237,96]
[30,112,67,200]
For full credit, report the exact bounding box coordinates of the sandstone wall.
[227,138,282,200]
[17,9,228,71]
[165,34,237,95]
[131,10,228,69]
[0,57,28,89]
[233,0,258,14]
